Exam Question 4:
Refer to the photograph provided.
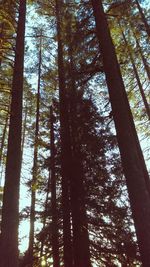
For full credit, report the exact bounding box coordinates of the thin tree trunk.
[134,32,150,82]
[21,101,28,157]
[0,1,26,267]
[0,22,4,67]
[40,178,50,258]
[40,106,60,265]
[120,28,150,121]
[65,7,91,266]
[127,19,150,82]
[55,1,74,266]
[0,112,9,186]
[50,105,60,267]
[135,0,150,37]
[28,35,42,267]
[91,1,150,266]
[131,56,150,121]
[39,201,48,258]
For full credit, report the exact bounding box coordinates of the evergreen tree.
[0,1,26,267]
[91,0,150,265]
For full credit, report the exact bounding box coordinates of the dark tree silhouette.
[0,1,26,267]
[91,0,150,265]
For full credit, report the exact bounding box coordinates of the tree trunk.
[128,19,150,82]
[130,55,150,121]
[120,28,150,121]
[55,1,73,266]
[0,1,26,267]
[0,112,9,186]
[0,22,4,67]
[135,0,150,37]
[134,32,150,82]
[91,1,150,266]
[21,101,28,157]
[40,178,50,258]
[69,147,91,267]
[28,35,42,267]
[50,105,60,267]
[65,7,91,266]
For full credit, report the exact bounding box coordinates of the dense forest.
[0,0,150,266]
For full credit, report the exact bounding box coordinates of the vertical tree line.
[0,0,149,266]
[0,1,26,267]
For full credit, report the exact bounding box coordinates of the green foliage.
[1,0,149,266]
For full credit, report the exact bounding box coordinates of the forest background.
[0,0,150,267]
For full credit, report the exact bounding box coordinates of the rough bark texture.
[0,1,26,267]
[55,1,74,266]
[91,1,150,266]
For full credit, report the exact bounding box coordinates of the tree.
[119,24,150,121]
[49,105,60,267]
[91,0,150,265]
[0,0,149,266]
[27,33,42,267]
[135,0,150,37]
[0,1,26,267]
[55,0,74,266]
[77,96,140,266]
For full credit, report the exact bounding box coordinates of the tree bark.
[120,27,150,121]
[28,34,42,267]
[0,1,26,267]
[40,177,50,258]
[135,0,150,37]
[0,22,4,67]
[21,101,28,157]
[50,105,60,267]
[91,0,150,266]
[55,1,74,266]
[0,111,9,186]
[128,19,150,82]
[134,32,150,82]
[65,6,91,266]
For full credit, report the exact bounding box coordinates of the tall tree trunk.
[0,22,4,67]
[21,101,28,157]
[28,35,42,267]
[55,1,73,266]
[130,56,150,121]
[69,146,91,267]
[40,179,50,259]
[50,105,60,267]
[65,7,91,267]
[134,32,150,82]
[135,0,150,37]
[120,27,150,121]
[127,19,150,81]
[0,1,26,267]
[0,112,9,186]
[91,1,150,266]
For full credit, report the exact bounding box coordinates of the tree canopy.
[0,0,149,267]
